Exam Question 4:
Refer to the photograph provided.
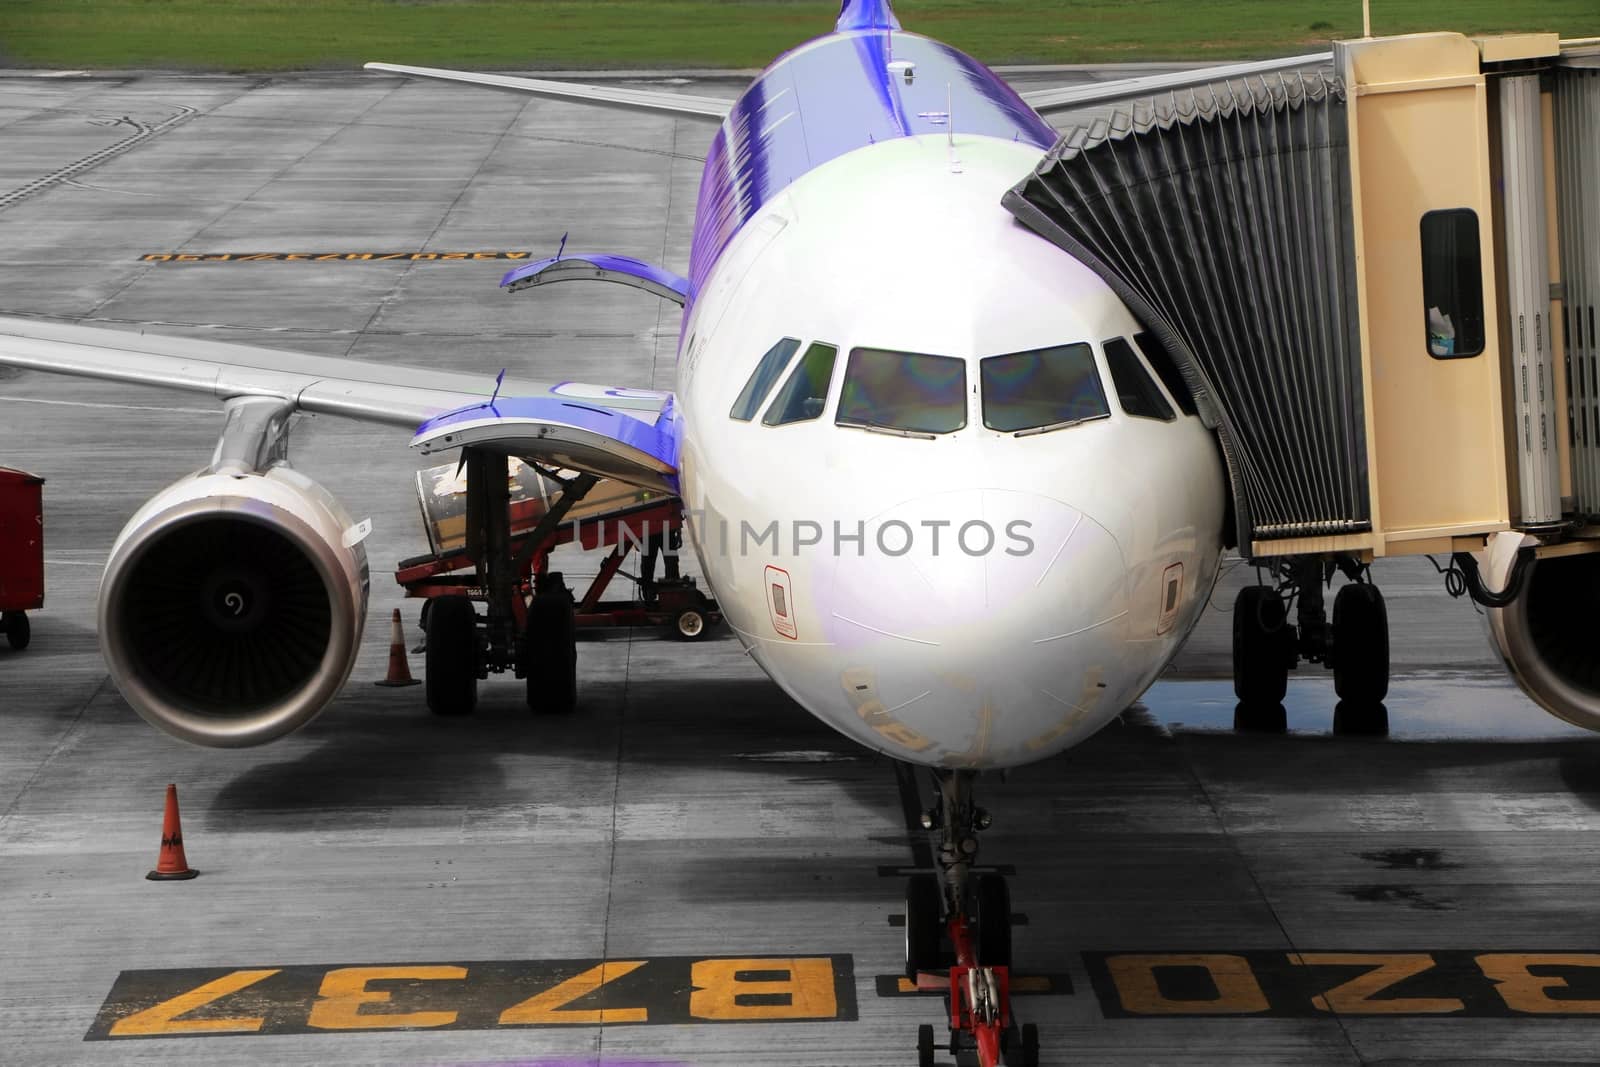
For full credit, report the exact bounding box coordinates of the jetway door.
[1497,73,1561,527]
[1003,72,1367,552]
[1556,63,1600,517]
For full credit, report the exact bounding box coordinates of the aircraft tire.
[905,874,943,979]
[1333,701,1389,736]
[424,596,478,716]
[1233,701,1287,733]
[975,873,1012,968]
[673,606,708,640]
[1233,585,1290,705]
[3,612,30,651]
[1332,583,1389,704]
[523,594,577,714]
[1016,1022,1041,1067]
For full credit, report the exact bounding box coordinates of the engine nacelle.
[99,466,369,747]
[1483,531,1600,733]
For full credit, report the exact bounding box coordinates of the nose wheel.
[903,769,1035,1067]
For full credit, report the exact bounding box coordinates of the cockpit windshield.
[980,343,1109,434]
[836,347,967,436]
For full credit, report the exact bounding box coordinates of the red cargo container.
[0,466,44,650]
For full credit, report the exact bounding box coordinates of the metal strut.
[922,769,1023,1067]
[933,769,985,916]
[463,448,516,669]
[463,451,597,671]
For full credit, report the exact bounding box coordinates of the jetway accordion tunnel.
[1004,71,1367,555]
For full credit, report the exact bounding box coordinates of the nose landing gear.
[904,769,1037,1067]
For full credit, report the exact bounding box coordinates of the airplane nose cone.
[822,489,1129,766]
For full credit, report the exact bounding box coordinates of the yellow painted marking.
[689,957,837,1021]
[498,961,648,1025]
[109,969,281,1036]
[842,668,934,753]
[307,966,467,1030]
[1477,953,1600,1013]
[141,251,535,263]
[1026,667,1104,751]
[1289,953,1462,1014]
[897,976,917,994]
[1106,954,1270,1015]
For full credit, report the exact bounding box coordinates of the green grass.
[0,0,1592,71]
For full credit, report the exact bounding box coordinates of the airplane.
[3,2,1536,1063]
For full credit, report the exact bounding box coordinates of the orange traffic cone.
[146,783,197,880]
[374,608,421,687]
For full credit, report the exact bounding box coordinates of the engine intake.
[1483,532,1600,732]
[99,467,369,747]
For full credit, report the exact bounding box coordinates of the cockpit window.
[762,341,838,426]
[980,343,1109,434]
[1103,336,1175,421]
[1132,330,1197,416]
[836,347,967,436]
[730,337,800,421]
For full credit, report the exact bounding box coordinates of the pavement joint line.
[649,119,683,389]
[166,81,403,265]
[596,613,637,1059]
[0,394,216,415]
[173,107,709,162]
[0,95,137,134]
[0,308,641,342]
[1173,730,1368,1065]
[0,675,111,837]
[68,82,264,320]
[61,176,230,202]
[0,104,195,212]
[344,91,538,355]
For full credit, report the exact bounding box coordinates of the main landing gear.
[904,769,1038,1067]
[1232,555,1390,736]
[418,449,590,718]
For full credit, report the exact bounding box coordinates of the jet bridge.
[1006,31,1600,563]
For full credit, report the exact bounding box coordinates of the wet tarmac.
[3,68,1600,1067]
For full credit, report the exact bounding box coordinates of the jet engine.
[1482,531,1600,733]
[98,465,369,747]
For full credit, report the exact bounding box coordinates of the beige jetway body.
[1011,30,1600,563]
[1005,31,1600,732]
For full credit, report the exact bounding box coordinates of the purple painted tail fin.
[836,0,900,32]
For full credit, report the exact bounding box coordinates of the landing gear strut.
[419,449,592,717]
[1231,555,1390,735]
[904,769,1036,1067]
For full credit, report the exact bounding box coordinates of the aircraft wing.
[0,315,679,491]
[1018,51,1331,114]
[364,62,732,122]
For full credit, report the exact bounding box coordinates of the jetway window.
[1103,336,1175,421]
[731,337,800,421]
[837,347,966,435]
[763,341,838,426]
[1133,330,1197,416]
[980,342,1108,434]
[1421,208,1485,359]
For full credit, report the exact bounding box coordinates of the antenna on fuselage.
[488,368,506,411]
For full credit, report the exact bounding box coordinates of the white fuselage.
[674,134,1228,770]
